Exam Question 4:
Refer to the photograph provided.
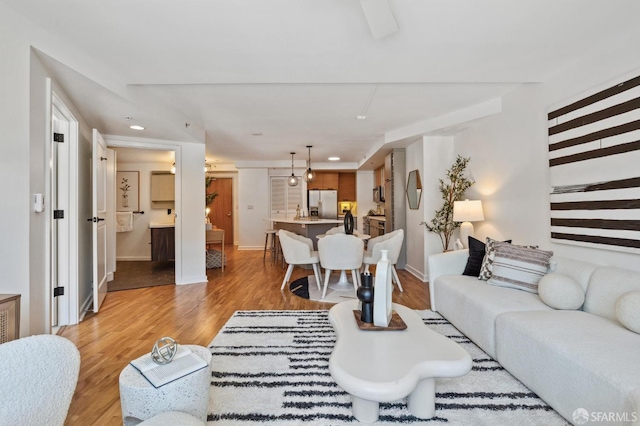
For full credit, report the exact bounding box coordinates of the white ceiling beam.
[384,97,503,143]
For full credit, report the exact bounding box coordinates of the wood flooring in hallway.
[61,246,430,425]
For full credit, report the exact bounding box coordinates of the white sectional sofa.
[428,249,640,425]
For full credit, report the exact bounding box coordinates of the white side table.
[119,345,212,425]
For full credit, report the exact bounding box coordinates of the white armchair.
[0,334,80,426]
[318,233,364,299]
[362,229,404,292]
[278,229,322,291]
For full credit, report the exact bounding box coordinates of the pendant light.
[303,145,316,183]
[288,152,299,187]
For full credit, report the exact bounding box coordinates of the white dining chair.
[278,230,322,292]
[326,225,364,237]
[326,226,345,235]
[362,229,404,292]
[317,233,364,299]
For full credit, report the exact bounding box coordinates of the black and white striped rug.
[207,310,568,425]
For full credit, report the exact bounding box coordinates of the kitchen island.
[267,218,343,249]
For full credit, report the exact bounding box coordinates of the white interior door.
[92,129,108,312]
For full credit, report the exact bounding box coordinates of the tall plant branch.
[421,155,474,251]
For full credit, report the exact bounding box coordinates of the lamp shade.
[453,199,484,222]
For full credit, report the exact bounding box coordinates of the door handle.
[87,217,105,222]
[227,212,231,216]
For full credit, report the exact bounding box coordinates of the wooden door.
[207,177,233,245]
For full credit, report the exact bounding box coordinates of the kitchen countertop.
[367,215,386,221]
[266,218,343,225]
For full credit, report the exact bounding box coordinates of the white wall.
[455,28,640,272]
[178,144,208,283]
[238,168,270,249]
[404,140,426,280]
[421,137,456,279]
[116,161,175,260]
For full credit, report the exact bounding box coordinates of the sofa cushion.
[495,310,640,422]
[487,243,553,293]
[584,267,640,320]
[551,256,598,293]
[434,274,552,358]
[616,291,640,334]
[538,273,585,310]
[478,238,511,280]
[462,237,485,277]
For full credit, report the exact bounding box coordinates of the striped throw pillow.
[487,242,553,293]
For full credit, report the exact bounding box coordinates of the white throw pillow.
[538,273,584,310]
[487,243,553,293]
[615,291,640,334]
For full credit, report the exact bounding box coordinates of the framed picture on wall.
[116,171,139,212]
[547,72,640,254]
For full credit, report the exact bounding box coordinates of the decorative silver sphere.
[151,336,178,365]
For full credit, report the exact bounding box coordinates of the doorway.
[206,177,234,245]
[50,98,73,328]
[108,147,177,292]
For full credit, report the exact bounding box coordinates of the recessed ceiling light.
[130,125,145,130]
[251,132,263,136]
[328,156,340,161]
[356,115,367,120]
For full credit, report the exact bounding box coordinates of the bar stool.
[263,229,277,263]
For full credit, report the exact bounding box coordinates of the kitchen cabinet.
[338,173,356,201]
[307,172,339,190]
[150,171,175,202]
[374,166,385,187]
[151,227,175,261]
[369,217,385,238]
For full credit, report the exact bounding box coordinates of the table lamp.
[453,199,484,249]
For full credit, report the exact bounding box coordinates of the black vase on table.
[357,272,374,323]
[344,210,354,235]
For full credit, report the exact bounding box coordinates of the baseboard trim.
[79,294,93,321]
[176,275,208,285]
[116,256,152,261]
[237,246,264,251]
[405,264,428,282]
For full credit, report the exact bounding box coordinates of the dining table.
[316,233,371,291]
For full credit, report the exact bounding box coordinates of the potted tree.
[421,155,474,251]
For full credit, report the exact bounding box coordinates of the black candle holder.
[357,272,374,323]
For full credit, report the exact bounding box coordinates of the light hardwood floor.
[61,247,430,425]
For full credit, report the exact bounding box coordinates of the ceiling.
[7,0,640,166]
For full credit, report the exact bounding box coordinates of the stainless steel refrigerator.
[308,190,338,219]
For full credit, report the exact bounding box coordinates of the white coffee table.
[328,300,472,422]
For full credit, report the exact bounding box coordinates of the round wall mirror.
[406,170,422,209]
